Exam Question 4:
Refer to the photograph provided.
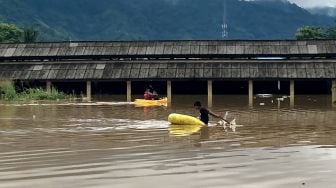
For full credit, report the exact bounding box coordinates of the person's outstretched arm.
[209,110,230,124]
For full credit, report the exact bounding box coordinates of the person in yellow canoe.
[194,101,228,125]
[144,86,159,100]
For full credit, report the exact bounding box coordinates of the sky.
[288,0,336,8]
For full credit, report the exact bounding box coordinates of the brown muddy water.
[0,95,336,188]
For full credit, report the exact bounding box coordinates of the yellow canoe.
[134,97,168,107]
[169,124,203,137]
[168,113,205,126]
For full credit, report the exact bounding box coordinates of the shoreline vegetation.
[0,80,75,103]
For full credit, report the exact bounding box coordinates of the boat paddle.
[221,118,231,124]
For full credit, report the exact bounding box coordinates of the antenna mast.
[221,0,228,39]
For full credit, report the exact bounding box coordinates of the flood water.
[0,95,336,188]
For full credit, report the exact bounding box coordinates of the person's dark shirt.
[199,107,209,124]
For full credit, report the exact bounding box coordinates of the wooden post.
[86,81,92,102]
[290,80,295,107]
[167,80,172,106]
[127,81,132,102]
[332,80,336,106]
[208,80,213,108]
[248,80,253,107]
[46,81,52,94]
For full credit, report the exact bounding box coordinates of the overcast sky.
[288,0,336,8]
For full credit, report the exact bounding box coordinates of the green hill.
[0,0,334,41]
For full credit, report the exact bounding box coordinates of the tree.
[23,28,39,42]
[325,27,336,39]
[0,23,23,43]
[295,26,325,40]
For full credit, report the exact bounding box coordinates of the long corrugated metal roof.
[0,59,335,80]
[0,40,336,60]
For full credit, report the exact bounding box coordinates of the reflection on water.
[0,95,336,188]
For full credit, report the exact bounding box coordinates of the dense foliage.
[295,26,336,40]
[0,23,39,42]
[0,23,23,42]
[0,0,334,41]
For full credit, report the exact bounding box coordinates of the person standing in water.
[193,101,227,125]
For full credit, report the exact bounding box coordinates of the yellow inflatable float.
[134,97,168,107]
[168,124,203,136]
[168,113,205,126]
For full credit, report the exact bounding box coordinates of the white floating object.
[256,94,273,98]
[259,103,265,106]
